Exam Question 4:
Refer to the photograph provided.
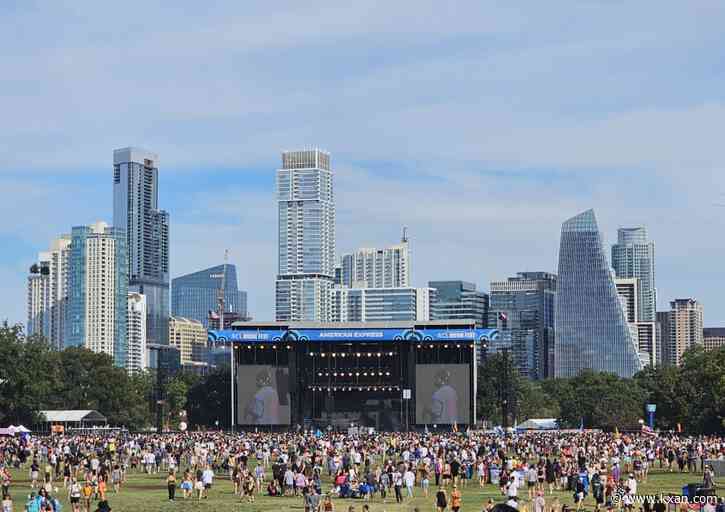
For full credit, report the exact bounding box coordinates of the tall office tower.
[113,147,170,346]
[703,328,725,351]
[331,287,435,322]
[171,264,248,328]
[340,238,410,289]
[555,209,642,378]
[276,149,335,321]
[26,236,72,349]
[169,316,208,370]
[660,298,704,366]
[428,281,488,328]
[611,227,656,322]
[27,258,51,339]
[126,293,147,374]
[488,272,557,380]
[615,277,657,367]
[66,221,128,367]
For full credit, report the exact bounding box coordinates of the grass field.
[6,465,710,512]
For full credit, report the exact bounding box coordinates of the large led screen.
[237,366,291,425]
[415,364,470,424]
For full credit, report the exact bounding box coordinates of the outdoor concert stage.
[207,321,498,431]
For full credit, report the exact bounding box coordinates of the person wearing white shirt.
[201,466,214,499]
[403,469,416,497]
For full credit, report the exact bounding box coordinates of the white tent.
[516,418,558,431]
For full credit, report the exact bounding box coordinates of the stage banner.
[209,328,499,344]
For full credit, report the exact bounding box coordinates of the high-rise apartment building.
[276,149,335,321]
[340,238,410,289]
[66,221,128,367]
[488,272,556,379]
[26,236,72,349]
[126,293,147,373]
[27,259,50,340]
[169,316,208,369]
[611,227,656,322]
[113,147,170,346]
[614,278,638,323]
[659,298,704,366]
[703,328,725,352]
[615,277,657,367]
[428,281,488,328]
[555,210,642,378]
[172,264,248,328]
[331,287,435,322]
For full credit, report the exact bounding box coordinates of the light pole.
[230,343,235,432]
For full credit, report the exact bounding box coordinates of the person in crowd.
[436,486,448,512]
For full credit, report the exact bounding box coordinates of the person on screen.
[429,369,459,424]
[243,369,280,424]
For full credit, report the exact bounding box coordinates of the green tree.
[0,323,60,426]
[187,370,230,429]
[679,346,725,434]
[164,377,189,429]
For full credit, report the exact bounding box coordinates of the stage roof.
[209,321,499,344]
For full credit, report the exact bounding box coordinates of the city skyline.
[3,3,725,327]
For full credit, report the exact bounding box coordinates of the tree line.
[477,345,725,434]
[1,323,723,433]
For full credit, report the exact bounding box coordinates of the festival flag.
[641,424,657,437]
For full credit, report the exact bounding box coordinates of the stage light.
[376,353,381,357]
[444,344,449,348]
[260,345,265,349]
[341,353,346,358]
[348,372,353,377]
[378,372,383,376]
[367,352,372,357]
[355,372,360,377]
[286,345,291,349]
[356,352,361,357]
[332,353,336,358]
[318,372,322,377]
[385,371,391,376]
[429,344,434,348]
[321,352,326,357]
[333,372,337,376]
[272,345,277,350]
[247,345,252,349]
[456,344,461,348]
[417,344,421,349]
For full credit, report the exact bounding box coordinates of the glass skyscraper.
[429,280,489,328]
[171,264,248,328]
[555,209,642,378]
[276,149,335,321]
[113,147,170,346]
[488,272,556,380]
[611,227,656,322]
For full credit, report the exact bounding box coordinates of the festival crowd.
[0,430,722,512]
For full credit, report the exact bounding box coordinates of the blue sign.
[208,327,499,344]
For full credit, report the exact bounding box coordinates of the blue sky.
[2,1,725,325]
